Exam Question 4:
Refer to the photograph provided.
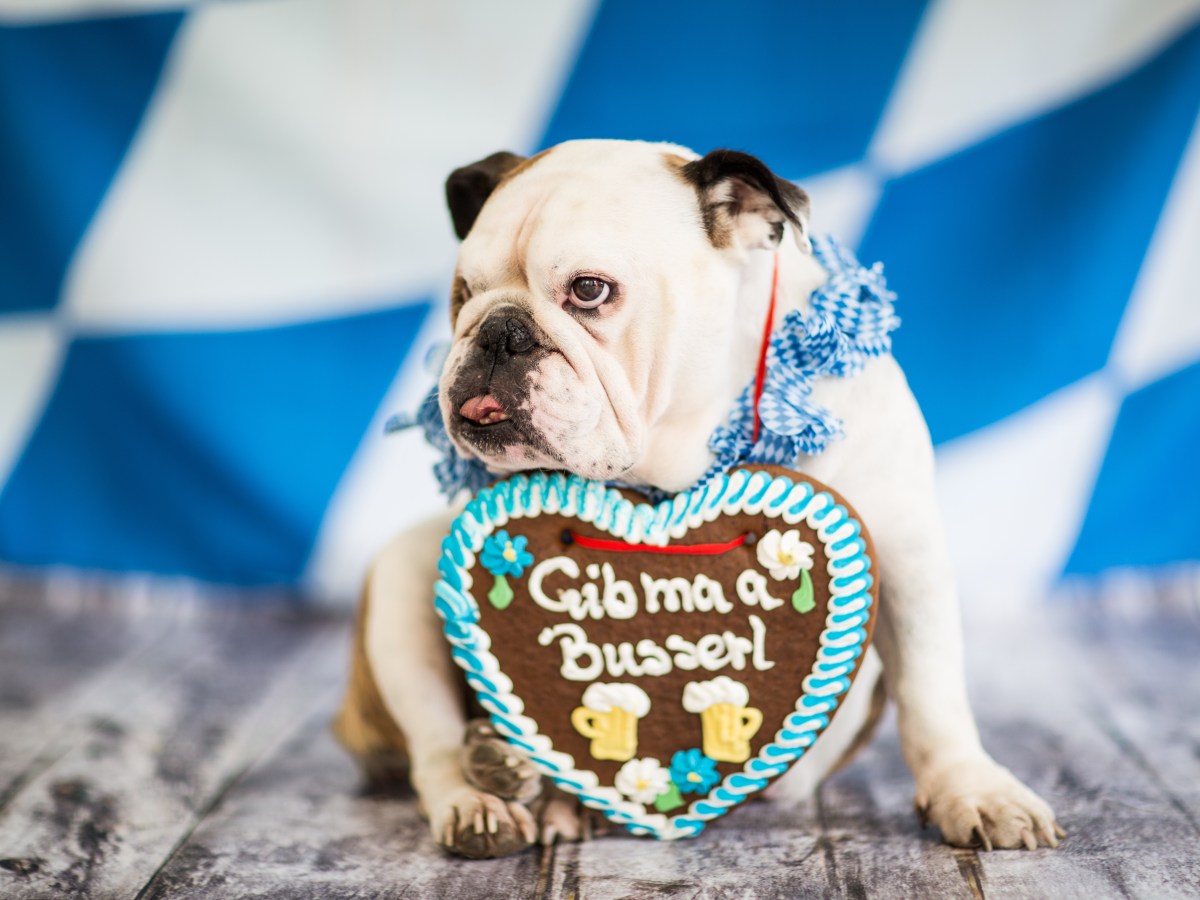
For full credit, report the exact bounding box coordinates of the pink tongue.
[459,394,505,422]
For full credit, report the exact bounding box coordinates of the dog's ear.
[680,149,810,253]
[445,151,527,240]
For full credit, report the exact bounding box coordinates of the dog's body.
[336,140,1060,857]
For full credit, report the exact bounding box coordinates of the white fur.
[363,139,1059,853]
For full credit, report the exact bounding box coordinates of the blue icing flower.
[481,530,534,578]
[670,748,720,795]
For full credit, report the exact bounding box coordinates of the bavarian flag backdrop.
[1,0,1198,606]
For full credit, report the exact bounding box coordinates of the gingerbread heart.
[434,465,877,839]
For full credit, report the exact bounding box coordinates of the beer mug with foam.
[570,683,651,762]
[683,676,763,763]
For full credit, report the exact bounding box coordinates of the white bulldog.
[334,139,1061,858]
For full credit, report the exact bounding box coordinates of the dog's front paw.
[916,757,1064,851]
[462,719,543,803]
[429,786,537,859]
[532,787,613,845]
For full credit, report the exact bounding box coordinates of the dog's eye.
[568,276,611,309]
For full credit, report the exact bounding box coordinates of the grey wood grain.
[541,798,825,900]
[1,585,1197,899]
[0,604,343,899]
[816,720,985,900]
[1077,610,1200,830]
[960,605,1200,900]
[535,725,968,900]
[0,588,178,810]
[136,691,543,899]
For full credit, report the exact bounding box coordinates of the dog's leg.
[871,518,1062,850]
[837,375,1062,850]
[332,596,410,785]
[364,514,537,858]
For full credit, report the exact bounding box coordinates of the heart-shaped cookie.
[434,465,877,839]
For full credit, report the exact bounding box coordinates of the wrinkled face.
[440,140,808,486]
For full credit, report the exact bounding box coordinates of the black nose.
[476,310,536,362]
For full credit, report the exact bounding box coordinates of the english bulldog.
[334,139,1061,858]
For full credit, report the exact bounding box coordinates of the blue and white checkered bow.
[701,235,899,486]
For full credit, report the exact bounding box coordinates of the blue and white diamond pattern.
[0,0,1197,605]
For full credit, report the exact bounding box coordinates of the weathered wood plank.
[959,605,1200,900]
[533,711,973,900]
[969,714,1197,899]
[0,588,180,807]
[156,711,973,900]
[137,695,543,900]
[542,798,826,900]
[1,583,1197,899]
[0,585,150,716]
[0,607,344,899]
[816,719,984,900]
[1075,609,1200,830]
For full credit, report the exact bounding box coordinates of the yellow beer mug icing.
[571,682,652,761]
[682,676,763,764]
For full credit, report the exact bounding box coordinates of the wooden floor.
[1,575,1197,900]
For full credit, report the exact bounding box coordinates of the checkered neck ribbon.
[389,235,898,501]
[700,235,899,486]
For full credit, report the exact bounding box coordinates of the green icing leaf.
[792,570,815,614]
[488,574,514,610]
[654,782,685,812]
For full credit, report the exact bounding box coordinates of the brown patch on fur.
[449,273,469,326]
[663,153,732,247]
[699,191,736,249]
[332,586,411,785]
[675,149,809,251]
[496,146,554,189]
[826,671,889,777]
[665,154,734,248]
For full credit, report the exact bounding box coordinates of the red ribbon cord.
[565,532,749,556]
[751,252,781,443]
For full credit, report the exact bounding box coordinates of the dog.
[334,139,1061,858]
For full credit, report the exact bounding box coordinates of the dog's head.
[440,139,810,491]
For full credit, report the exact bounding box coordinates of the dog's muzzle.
[449,306,551,449]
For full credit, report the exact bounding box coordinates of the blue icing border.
[432,469,875,840]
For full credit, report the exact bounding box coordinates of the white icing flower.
[614,758,672,804]
[756,529,814,580]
